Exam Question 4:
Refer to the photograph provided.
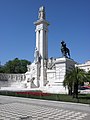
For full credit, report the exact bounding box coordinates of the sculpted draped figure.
[38,6,46,20]
[34,47,39,63]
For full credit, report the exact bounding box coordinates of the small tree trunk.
[68,86,72,95]
[73,83,75,98]
[73,82,78,99]
[76,80,78,99]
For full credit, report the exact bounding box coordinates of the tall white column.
[34,6,49,87]
[45,30,48,60]
[40,29,44,87]
[36,30,40,51]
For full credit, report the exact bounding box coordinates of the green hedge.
[0,91,90,104]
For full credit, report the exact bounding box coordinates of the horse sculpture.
[61,40,70,58]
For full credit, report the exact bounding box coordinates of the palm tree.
[63,71,73,95]
[63,67,90,98]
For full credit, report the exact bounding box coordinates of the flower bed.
[16,91,51,96]
[0,91,90,104]
[0,90,51,99]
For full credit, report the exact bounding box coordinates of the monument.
[0,6,76,94]
[25,6,49,89]
[25,6,76,93]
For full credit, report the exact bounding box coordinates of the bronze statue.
[61,40,70,58]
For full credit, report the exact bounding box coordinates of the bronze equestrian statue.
[61,40,70,58]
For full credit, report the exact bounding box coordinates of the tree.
[86,70,90,86]
[0,65,5,73]
[63,71,73,96]
[0,58,31,73]
[63,67,90,98]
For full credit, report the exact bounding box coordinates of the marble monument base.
[44,57,76,94]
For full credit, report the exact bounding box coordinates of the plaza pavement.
[0,95,90,120]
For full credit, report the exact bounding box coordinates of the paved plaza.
[0,95,90,120]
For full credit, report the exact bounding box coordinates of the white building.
[76,60,90,72]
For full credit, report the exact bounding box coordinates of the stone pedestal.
[45,57,76,94]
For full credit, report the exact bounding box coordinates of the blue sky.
[0,0,90,65]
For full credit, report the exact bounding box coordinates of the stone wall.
[0,73,25,88]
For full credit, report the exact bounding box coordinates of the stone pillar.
[36,30,40,51]
[34,6,49,88]
[40,29,44,87]
[45,30,48,60]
